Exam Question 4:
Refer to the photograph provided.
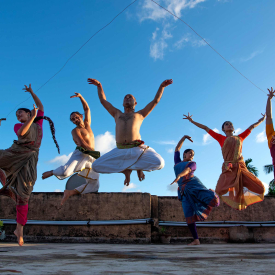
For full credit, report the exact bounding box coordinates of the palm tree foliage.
[263,164,274,174]
[263,164,275,195]
[245,158,259,177]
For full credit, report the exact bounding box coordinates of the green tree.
[245,158,259,177]
[263,164,275,195]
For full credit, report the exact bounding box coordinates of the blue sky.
[1,0,275,195]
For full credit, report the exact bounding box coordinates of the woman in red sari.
[183,113,265,210]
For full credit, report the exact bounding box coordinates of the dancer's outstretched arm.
[138,79,173,118]
[17,104,38,136]
[175,135,193,152]
[23,84,44,112]
[88,78,119,117]
[266,87,275,125]
[248,113,266,131]
[183,113,210,132]
[170,167,192,185]
[70,93,91,126]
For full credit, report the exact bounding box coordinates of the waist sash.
[76,146,100,159]
[116,140,145,149]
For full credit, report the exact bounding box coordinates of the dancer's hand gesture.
[70,92,82,99]
[258,113,266,123]
[267,87,275,100]
[161,79,173,87]
[183,135,193,142]
[170,176,181,185]
[31,104,39,118]
[0,118,6,126]
[183,113,193,122]
[88,78,101,87]
[23,84,34,94]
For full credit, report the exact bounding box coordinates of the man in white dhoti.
[87,78,173,186]
[42,93,100,205]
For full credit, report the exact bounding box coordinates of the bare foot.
[14,224,24,246]
[61,189,77,206]
[137,170,145,181]
[188,239,200,246]
[122,169,132,186]
[42,170,53,180]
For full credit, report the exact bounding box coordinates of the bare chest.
[79,127,94,139]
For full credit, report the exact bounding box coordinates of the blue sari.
[174,152,219,224]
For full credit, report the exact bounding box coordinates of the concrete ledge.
[1,193,275,243]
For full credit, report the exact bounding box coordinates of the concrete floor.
[0,243,274,275]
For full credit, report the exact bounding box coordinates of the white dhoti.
[92,145,164,173]
[53,149,99,194]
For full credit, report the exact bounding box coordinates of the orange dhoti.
[215,135,265,210]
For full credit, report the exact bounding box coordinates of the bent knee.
[155,155,165,170]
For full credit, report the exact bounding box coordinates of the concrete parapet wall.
[0,192,275,243]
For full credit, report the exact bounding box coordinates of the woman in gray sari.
[0,84,59,246]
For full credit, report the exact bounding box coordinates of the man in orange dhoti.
[183,113,265,210]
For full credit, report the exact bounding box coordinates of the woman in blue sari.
[171,135,220,245]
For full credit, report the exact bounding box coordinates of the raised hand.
[0,118,6,126]
[31,104,39,118]
[170,176,180,185]
[70,92,82,99]
[267,87,275,99]
[23,84,33,94]
[161,79,173,87]
[259,113,266,122]
[183,135,193,142]
[88,78,101,87]
[183,113,193,122]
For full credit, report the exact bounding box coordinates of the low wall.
[1,193,275,243]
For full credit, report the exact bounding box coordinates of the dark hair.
[183,149,194,158]
[70,111,83,121]
[16,108,60,154]
[222,121,232,130]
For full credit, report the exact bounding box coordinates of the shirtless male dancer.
[88,78,172,186]
[42,93,100,205]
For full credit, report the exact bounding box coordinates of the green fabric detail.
[76,146,100,159]
[116,140,144,149]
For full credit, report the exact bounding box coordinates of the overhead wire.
[5,0,270,118]
[150,0,267,96]
[5,0,138,118]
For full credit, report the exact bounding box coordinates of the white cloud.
[167,148,174,153]
[234,128,242,135]
[54,189,62,192]
[167,183,178,192]
[203,128,219,145]
[140,0,206,60]
[156,140,177,145]
[139,0,206,22]
[262,181,269,195]
[240,50,263,63]
[256,130,267,143]
[48,152,73,165]
[174,33,208,49]
[150,24,172,60]
[122,183,141,192]
[95,131,116,155]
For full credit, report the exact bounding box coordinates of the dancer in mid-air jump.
[183,113,265,210]
[88,78,172,186]
[42,92,100,206]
